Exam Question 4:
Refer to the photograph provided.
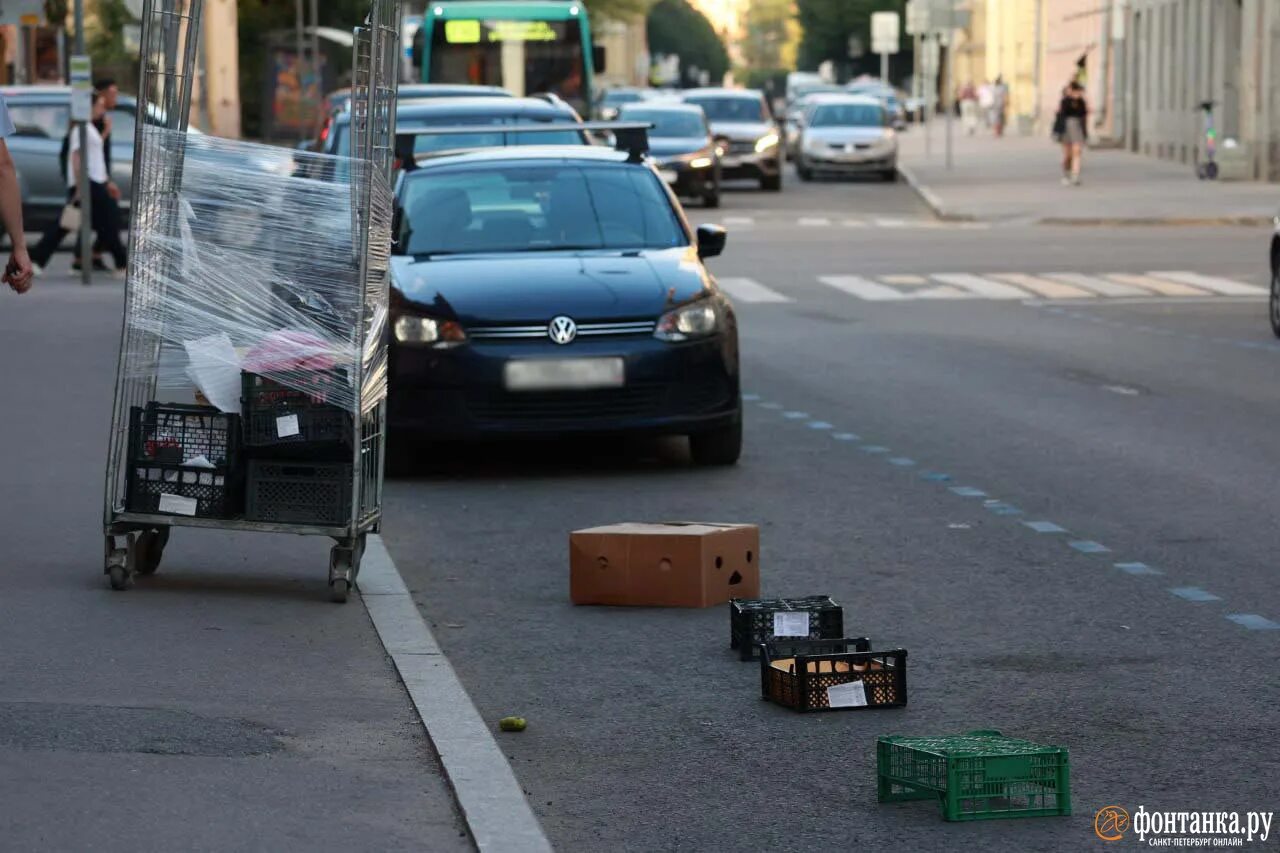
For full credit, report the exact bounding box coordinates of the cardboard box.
[570,522,760,607]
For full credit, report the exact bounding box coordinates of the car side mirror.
[696,224,726,259]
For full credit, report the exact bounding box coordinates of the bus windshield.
[428,17,586,115]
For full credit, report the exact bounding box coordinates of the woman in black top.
[1054,82,1088,185]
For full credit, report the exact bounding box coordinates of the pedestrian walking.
[991,76,1009,137]
[959,81,979,136]
[90,78,124,272]
[0,92,34,294]
[1053,81,1089,185]
[30,91,128,278]
[977,80,994,129]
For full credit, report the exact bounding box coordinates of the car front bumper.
[654,161,717,197]
[718,147,782,180]
[802,150,897,172]
[388,334,740,439]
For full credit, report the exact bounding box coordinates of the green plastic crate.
[876,730,1071,821]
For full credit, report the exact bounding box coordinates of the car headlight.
[393,314,467,347]
[654,299,720,342]
[755,132,780,153]
[689,156,713,169]
[802,136,825,152]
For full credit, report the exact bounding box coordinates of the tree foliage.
[795,0,911,81]
[741,0,797,73]
[646,0,728,86]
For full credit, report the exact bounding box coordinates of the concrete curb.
[360,535,553,853]
[897,162,1273,227]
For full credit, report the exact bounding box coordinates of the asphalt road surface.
[382,166,1280,851]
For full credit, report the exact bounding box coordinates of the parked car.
[794,94,898,182]
[1,85,178,232]
[681,87,782,192]
[387,144,742,465]
[309,83,513,152]
[618,102,720,208]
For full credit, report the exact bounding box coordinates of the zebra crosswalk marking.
[717,277,793,303]
[988,273,1092,299]
[1104,273,1207,296]
[820,275,908,301]
[931,273,1029,300]
[880,274,929,286]
[1147,271,1268,296]
[798,217,832,227]
[1042,272,1149,297]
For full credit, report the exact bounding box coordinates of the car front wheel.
[1270,261,1280,338]
[690,417,742,466]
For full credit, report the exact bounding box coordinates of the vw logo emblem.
[548,315,577,345]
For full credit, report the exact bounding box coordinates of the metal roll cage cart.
[102,0,402,602]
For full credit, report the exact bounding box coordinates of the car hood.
[804,127,891,145]
[391,247,710,324]
[707,121,772,141]
[649,137,711,158]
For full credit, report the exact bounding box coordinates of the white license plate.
[659,169,678,185]
[721,155,742,168]
[503,358,625,391]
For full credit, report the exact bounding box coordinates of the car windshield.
[685,96,766,123]
[620,109,705,138]
[809,103,884,128]
[336,116,582,156]
[604,91,645,106]
[396,163,686,256]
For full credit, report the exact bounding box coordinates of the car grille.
[727,140,757,155]
[468,320,657,341]
[467,384,668,423]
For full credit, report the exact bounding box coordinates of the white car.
[795,94,898,182]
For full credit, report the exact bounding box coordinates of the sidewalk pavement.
[0,267,472,852]
[897,121,1279,225]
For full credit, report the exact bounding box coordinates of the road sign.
[906,0,930,35]
[70,55,93,123]
[0,0,43,26]
[872,11,900,55]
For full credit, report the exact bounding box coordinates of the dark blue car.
[387,145,742,465]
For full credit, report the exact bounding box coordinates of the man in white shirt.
[30,91,127,276]
[0,93,34,293]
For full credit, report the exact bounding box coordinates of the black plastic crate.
[730,596,843,660]
[125,404,242,519]
[759,638,908,713]
[241,371,353,454]
[245,460,352,526]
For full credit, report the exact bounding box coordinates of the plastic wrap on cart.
[124,128,392,416]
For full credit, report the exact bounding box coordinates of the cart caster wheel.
[135,527,169,576]
[109,565,130,591]
[329,578,350,603]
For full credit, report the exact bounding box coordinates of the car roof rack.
[394,121,652,169]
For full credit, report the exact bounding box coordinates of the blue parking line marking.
[949,487,987,497]
[760,402,782,409]
[984,502,1023,516]
[1226,614,1280,630]
[888,457,916,466]
[1170,587,1221,602]
[919,472,951,482]
[832,432,860,441]
[1068,540,1110,554]
[742,393,761,402]
[860,445,890,454]
[783,411,810,419]
[1024,521,1067,533]
[808,421,833,430]
[1114,562,1163,576]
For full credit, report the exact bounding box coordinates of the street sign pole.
[923,36,931,158]
[944,1,954,171]
[73,0,91,285]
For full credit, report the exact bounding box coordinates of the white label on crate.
[276,414,300,438]
[826,680,868,708]
[158,493,199,516]
[773,611,811,637]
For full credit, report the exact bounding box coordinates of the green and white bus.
[411,1,605,118]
